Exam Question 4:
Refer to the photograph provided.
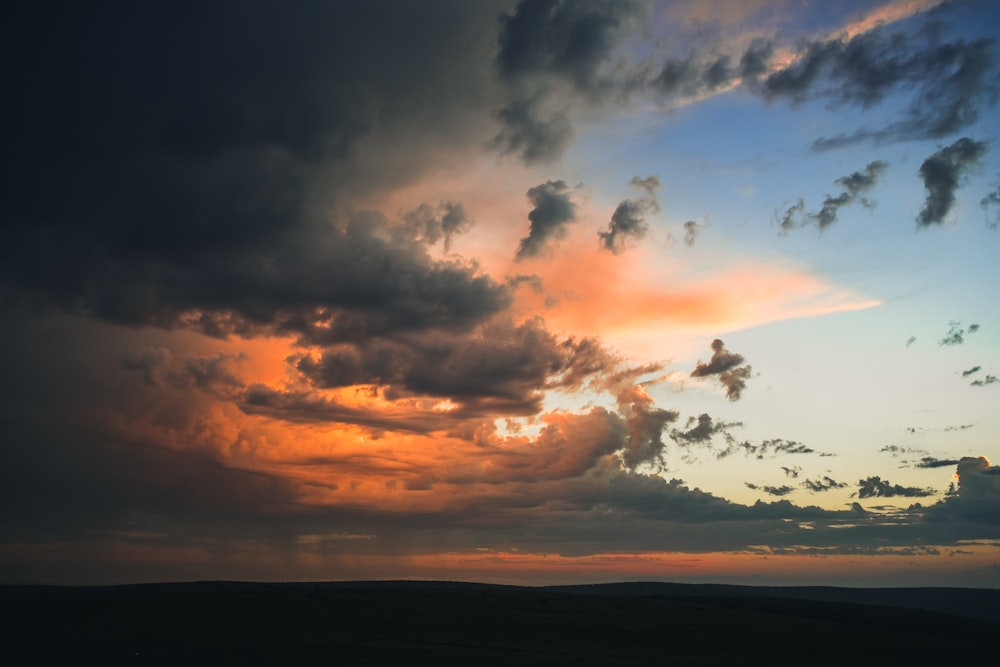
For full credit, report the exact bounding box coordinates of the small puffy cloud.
[939,321,968,346]
[516,180,577,260]
[690,339,752,401]
[682,220,701,247]
[598,175,660,254]
[917,138,989,227]
[780,161,887,233]
[982,184,1000,229]
[970,374,998,387]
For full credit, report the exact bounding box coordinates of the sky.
[2,0,999,588]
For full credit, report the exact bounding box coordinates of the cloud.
[970,374,998,387]
[962,365,982,377]
[811,161,887,231]
[855,476,936,499]
[291,317,623,418]
[682,221,702,247]
[776,199,806,235]
[905,335,917,348]
[757,25,999,149]
[802,476,848,493]
[670,413,738,446]
[915,457,962,469]
[0,2,518,345]
[928,456,1000,522]
[516,180,578,260]
[725,438,827,460]
[400,202,474,251]
[598,175,661,254]
[982,183,1000,229]
[745,482,795,497]
[917,137,989,227]
[489,95,574,164]
[781,465,802,479]
[492,0,646,163]
[779,161,887,233]
[939,321,968,346]
[690,339,753,401]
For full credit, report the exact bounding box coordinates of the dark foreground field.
[4,581,997,665]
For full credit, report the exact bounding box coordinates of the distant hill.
[4,581,996,665]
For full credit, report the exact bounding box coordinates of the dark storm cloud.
[489,95,574,164]
[690,339,752,401]
[756,24,998,149]
[962,365,982,377]
[855,476,935,499]
[598,175,661,254]
[496,0,642,95]
[970,374,998,387]
[516,180,578,260]
[917,137,989,227]
[291,317,619,417]
[492,0,645,162]
[0,1,519,342]
[802,476,847,493]
[745,483,794,497]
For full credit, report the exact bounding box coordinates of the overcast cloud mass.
[1,0,998,588]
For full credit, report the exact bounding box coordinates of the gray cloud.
[855,476,936,499]
[0,1,514,344]
[400,202,473,252]
[781,465,802,479]
[745,482,795,497]
[757,25,998,150]
[970,374,998,387]
[905,336,917,348]
[492,0,645,163]
[779,161,887,233]
[690,339,752,401]
[939,321,968,346]
[962,365,982,377]
[683,221,701,247]
[917,137,989,227]
[516,180,578,260]
[915,457,962,469]
[598,175,661,254]
[982,183,1000,228]
[802,476,847,493]
[489,95,574,164]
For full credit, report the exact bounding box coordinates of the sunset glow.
[1,0,998,588]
